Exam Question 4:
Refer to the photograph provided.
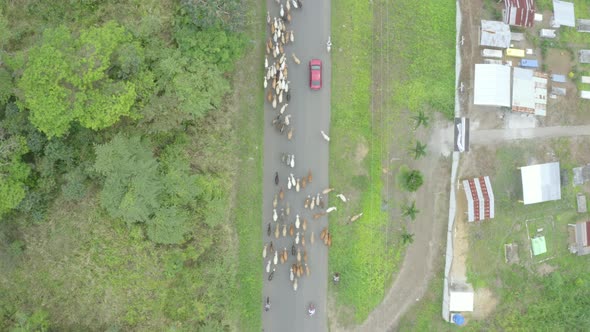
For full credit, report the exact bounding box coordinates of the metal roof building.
[449,283,474,312]
[520,162,561,205]
[474,64,511,107]
[462,176,495,222]
[511,68,548,116]
[480,20,512,48]
[503,0,535,27]
[579,50,590,63]
[577,19,590,32]
[552,0,576,27]
[572,221,590,256]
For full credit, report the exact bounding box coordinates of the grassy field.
[329,0,455,324]
[399,138,590,330]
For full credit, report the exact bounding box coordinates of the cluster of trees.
[0,0,249,329]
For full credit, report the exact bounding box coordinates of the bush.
[397,166,424,192]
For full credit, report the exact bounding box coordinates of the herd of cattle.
[262,0,363,311]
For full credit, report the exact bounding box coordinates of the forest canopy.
[0,0,252,330]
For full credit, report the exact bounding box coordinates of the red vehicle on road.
[309,59,322,90]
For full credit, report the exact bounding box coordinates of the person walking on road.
[264,297,271,312]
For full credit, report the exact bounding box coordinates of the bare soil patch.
[471,288,498,320]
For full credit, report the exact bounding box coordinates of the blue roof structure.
[520,59,539,68]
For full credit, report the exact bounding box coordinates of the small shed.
[577,193,587,213]
[577,19,590,32]
[552,87,566,95]
[551,74,567,82]
[482,49,504,59]
[552,0,576,27]
[531,236,547,256]
[579,50,590,63]
[474,64,512,107]
[582,76,590,84]
[504,0,535,27]
[520,162,562,205]
[572,221,590,255]
[573,164,590,185]
[507,48,526,57]
[462,176,495,222]
[511,32,526,41]
[520,59,539,68]
[449,283,474,312]
[540,29,557,38]
[581,91,590,99]
[480,20,512,48]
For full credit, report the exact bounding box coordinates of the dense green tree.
[0,135,31,218]
[397,166,424,192]
[179,0,244,31]
[18,22,138,137]
[0,68,13,105]
[94,134,162,224]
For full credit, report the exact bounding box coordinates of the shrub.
[397,166,424,192]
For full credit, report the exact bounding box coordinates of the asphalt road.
[261,1,331,331]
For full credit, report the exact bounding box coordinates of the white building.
[474,64,511,107]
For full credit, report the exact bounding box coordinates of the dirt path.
[470,125,590,144]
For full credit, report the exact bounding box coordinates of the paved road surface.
[262,1,331,331]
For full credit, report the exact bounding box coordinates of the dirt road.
[470,125,590,145]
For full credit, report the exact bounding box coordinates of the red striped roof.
[504,0,535,27]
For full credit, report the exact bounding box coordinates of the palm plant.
[412,111,429,129]
[401,231,414,245]
[401,201,420,221]
[410,141,427,160]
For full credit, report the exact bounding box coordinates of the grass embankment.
[330,0,392,323]
[230,1,265,330]
[399,139,590,330]
[330,0,455,324]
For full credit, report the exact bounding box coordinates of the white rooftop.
[449,287,474,312]
[553,0,576,27]
[474,64,511,107]
[480,20,512,48]
[520,162,561,205]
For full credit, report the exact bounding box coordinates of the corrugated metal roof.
[474,64,511,107]
[462,176,494,222]
[504,0,535,27]
[553,0,576,27]
[551,74,566,82]
[480,20,512,48]
[577,19,590,32]
[520,162,561,205]
[579,50,590,63]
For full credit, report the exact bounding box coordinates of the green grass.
[229,0,265,329]
[330,0,456,324]
[330,0,393,323]
[389,1,456,119]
